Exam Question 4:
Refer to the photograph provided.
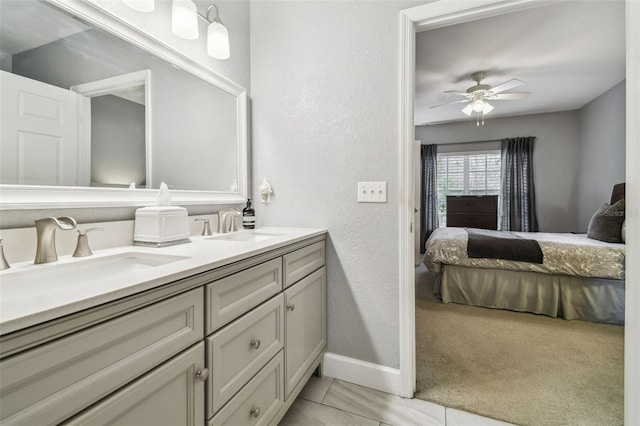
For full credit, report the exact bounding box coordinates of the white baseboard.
[322,352,400,396]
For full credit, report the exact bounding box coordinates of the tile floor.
[279,376,514,426]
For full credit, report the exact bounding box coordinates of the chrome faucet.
[34,216,77,264]
[217,209,241,234]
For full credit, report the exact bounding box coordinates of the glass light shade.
[472,100,485,112]
[482,102,494,114]
[207,21,230,59]
[172,0,199,40]
[462,103,473,116]
[123,0,155,12]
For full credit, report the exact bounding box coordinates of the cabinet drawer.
[206,257,282,334]
[0,288,203,425]
[207,294,284,417]
[447,195,498,214]
[208,351,284,426]
[447,213,497,230]
[64,342,205,426]
[283,241,325,288]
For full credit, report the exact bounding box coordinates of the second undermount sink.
[206,229,291,243]
[0,252,190,296]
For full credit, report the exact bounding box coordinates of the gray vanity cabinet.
[0,233,326,426]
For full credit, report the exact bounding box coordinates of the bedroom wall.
[416,111,580,233]
[250,0,423,369]
[577,81,626,231]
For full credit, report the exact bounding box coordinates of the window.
[436,151,501,226]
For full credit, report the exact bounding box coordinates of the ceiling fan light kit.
[433,71,530,126]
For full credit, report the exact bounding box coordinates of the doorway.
[398,1,640,424]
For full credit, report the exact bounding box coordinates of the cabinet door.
[65,343,205,426]
[284,267,326,398]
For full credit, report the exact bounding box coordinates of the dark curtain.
[420,144,438,253]
[500,137,538,232]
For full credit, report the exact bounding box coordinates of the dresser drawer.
[207,294,284,417]
[283,241,325,288]
[447,213,497,230]
[447,195,498,214]
[0,288,203,425]
[208,351,284,426]
[206,257,282,334]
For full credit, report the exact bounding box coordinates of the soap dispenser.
[242,199,255,229]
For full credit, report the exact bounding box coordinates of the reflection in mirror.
[0,0,243,197]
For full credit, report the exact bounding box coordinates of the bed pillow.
[587,199,625,243]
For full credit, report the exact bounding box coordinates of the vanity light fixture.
[172,0,199,40]
[123,0,155,13]
[202,5,230,60]
[170,1,230,59]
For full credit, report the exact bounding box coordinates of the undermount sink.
[206,229,290,243]
[0,252,190,295]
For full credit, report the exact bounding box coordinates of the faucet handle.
[195,219,212,236]
[72,228,104,257]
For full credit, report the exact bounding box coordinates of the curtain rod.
[434,138,503,145]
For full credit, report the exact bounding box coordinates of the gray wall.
[416,111,581,232]
[577,81,626,231]
[251,0,422,369]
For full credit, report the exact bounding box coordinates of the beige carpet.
[415,264,624,426]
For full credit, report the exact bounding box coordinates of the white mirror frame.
[0,0,248,210]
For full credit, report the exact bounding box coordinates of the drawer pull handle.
[250,339,261,349]
[287,303,295,311]
[196,368,210,382]
[250,407,261,418]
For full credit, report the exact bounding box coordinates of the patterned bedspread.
[423,227,625,280]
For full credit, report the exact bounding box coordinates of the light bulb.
[207,21,230,59]
[172,0,199,40]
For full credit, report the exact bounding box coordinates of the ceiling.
[415,1,626,126]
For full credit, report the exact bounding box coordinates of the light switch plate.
[358,181,387,203]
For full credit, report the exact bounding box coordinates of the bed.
[423,185,626,325]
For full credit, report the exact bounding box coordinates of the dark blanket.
[466,228,544,264]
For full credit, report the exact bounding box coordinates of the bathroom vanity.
[0,228,326,425]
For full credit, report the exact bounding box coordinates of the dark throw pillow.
[587,199,625,243]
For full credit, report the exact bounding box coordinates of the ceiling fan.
[432,71,530,125]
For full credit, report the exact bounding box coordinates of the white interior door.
[0,70,84,186]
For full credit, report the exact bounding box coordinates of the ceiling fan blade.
[443,90,469,96]
[489,79,525,94]
[492,92,531,100]
[430,99,470,108]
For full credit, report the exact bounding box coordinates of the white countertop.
[0,227,326,335]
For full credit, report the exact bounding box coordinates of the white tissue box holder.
[133,206,191,247]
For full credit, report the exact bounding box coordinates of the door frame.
[397,3,639,425]
[70,70,152,188]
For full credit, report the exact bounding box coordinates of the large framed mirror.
[0,0,248,209]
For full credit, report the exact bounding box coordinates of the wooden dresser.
[446,195,498,230]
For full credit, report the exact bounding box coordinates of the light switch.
[357,181,387,203]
